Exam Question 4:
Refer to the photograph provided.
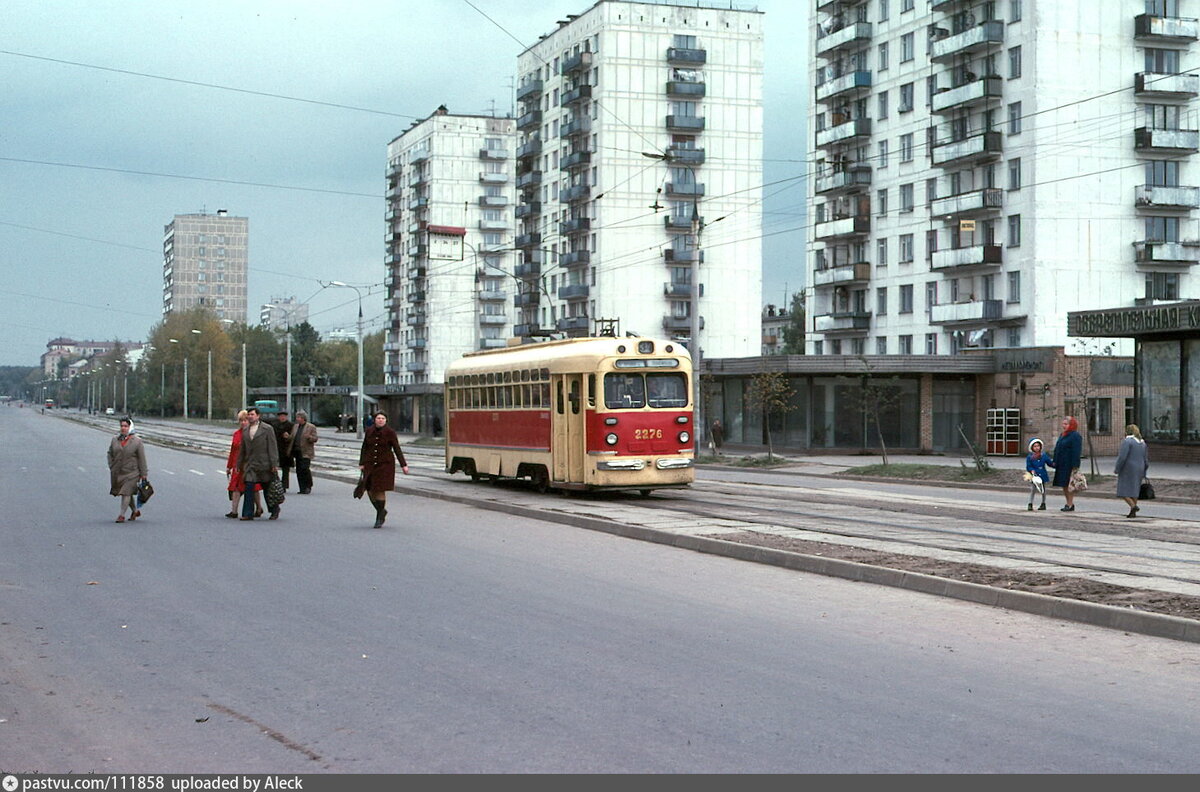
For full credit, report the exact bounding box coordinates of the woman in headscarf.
[358,411,409,529]
[1051,416,1083,512]
[1114,424,1150,518]
[108,416,148,523]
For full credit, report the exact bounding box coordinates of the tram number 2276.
[634,428,663,440]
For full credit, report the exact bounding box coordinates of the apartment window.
[1144,103,1183,130]
[1087,398,1113,435]
[899,233,914,262]
[982,273,997,300]
[926,229,939,258]
[878,91,889,119]
[1008,214,1022,246]
[1147,0,1179,15]
[1008,158,1021,190]
[925,333,938,354]
[877,237,888,266]
[925,177,938,205]
[674,34,697,49]
[898,335,913,354]
[1146,48,1181,74]
[1011,0,1022,21]
[1146,215,1181,242]
[1008,101,1022,134]
[925,281,938,314]
[901,32,915,62]
[900,183,914,212]
[878,188,889,216]
[1007,328,1021,348]
[813,340,824,355]
[901,0,914,11]
[899,83,914,112]
[1146,160,1180,186]
[899,133,914,162]
[876,336,888,354]
[1009,46,1022,78]
[1146,271,1181,300]
[831,339,843,355]
[878,42,889,72]
[879,0,889,22]
[899,284,914,313]
[877,286,888,315]
[1007,271,1021,303]
[878,139,889,168]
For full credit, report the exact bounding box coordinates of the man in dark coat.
[273,410,295,490]
[237,407,280,520]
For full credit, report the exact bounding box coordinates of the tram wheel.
[533,468,550,494]
[639,489,652,498]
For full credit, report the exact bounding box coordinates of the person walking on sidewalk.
[107,417,148,523]
[292,410,318,494]
[358,411,409,529]
[237,407,279,520]
[1051,416,1083,512]
[1024,437,1054,511]
[1114,423,1150,519]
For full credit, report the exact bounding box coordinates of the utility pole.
[206,348,212,421]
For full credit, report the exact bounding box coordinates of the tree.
[290,322,322,385]
[745,370,797,462]
[781,292,807,354]
[853,356,904,467]
[1062,338,1119,478]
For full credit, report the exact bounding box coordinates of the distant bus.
[253,399,279,419]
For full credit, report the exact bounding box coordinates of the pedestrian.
[358,411,410,529]
[710,419,724,453]
[292,409,319,494]
[236,406,280,520]
[1114,423,1150,519]
[225,410,263,518]
[108,416,148,523]
[273,409,295,491]
[1051,415,1083,512]
[432,412,442,437]
[1023,437,1054,511]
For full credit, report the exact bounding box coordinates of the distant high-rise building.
[162,210,249,322]
[259,296,309,330]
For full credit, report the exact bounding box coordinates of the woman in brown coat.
[108,417,148,523]
[358,411,409,528]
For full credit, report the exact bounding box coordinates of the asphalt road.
[3,405,1200,773]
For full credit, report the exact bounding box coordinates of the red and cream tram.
[444,336,695,493]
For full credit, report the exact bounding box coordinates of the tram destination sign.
[1068,301,1200,337]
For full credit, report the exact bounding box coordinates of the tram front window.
[605,374,646,408]
[646,373,687,408]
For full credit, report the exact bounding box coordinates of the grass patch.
[848,463,1002,482]
[409,437,445,448]
[700,454,795,468]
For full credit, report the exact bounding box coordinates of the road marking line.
[189,469,205,476]
[77,466,86,472]
[162,470,176,475]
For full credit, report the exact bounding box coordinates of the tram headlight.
[605,433,619,445]
[678,431,690,443]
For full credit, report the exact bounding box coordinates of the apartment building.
[513,0,764,358]
[807,0,1197,356]
[259,296,310,330]
[162,210,249,323]
[384,108,517,385]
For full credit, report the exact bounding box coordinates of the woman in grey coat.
[108,417,148,523]
[1114,423,1150,518]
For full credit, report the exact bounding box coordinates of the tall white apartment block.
[259,296,309,330]
[514,0,764,357]
[162,210,248,322]
[384,108,517,385]
[808,0,1198,356]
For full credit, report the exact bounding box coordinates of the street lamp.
[329,281,366,440]
[643,149,703,453]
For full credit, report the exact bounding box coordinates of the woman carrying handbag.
[1114,424,1150,518]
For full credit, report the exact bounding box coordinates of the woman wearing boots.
[358,411,409,528]
[108,417,148,523]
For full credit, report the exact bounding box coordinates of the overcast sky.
[0,0,807,367]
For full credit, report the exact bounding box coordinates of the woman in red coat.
[358,411,409,528]
[225,411,263,518]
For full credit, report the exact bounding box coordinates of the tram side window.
[605,374,646,409]
[646,373,688,408]
[556,380,565,414]
[540,383,550,408]
[587,374,596,407]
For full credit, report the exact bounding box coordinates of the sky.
[0,0,808,367]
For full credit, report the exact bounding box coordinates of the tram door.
[552,374,586,483]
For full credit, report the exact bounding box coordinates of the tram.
[444,336,695,494]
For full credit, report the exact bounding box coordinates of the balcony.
[1135,13,1200,41]
[1136,185,1200,209]
[517,110,543,130]
[478,219,509,231]
[515,232,541,249]
[407,291,426,304]
[560,250,591,268]
[516,79,543,101]
[665,146,705,165]
[406,311,427,327]
[408,196,428,211]
[561,150,592,170]
[406,361,427,373]
[560,217,591,234]
[479,147,507,160]
[931,21,1005,62]
[815,165,872,195]
[931,0,967,8]
[513,323,542,336]
[515,202,542,218]
[666,47,706,64]
[931,244,1003,271]
[665,214,704,230]
[479,194,509,207]
[516,138,542,160]
[409,149,430,165]
[408,171,427,187]
[406,243,428,257]
[407,264,426,279]
[561,184,591,202]
[557,316,591,332]
[666,114,706,132]
[561,118,592,138]
[479,338,508,350]
[406,338,427,350]
[479,313,507,326]
[816,22,872,57]
[813,311,871,334]
[664,282,692,298]
[561,84,593,105]
[1134,126,1200,153]
[558,284,590,300]
[514,292,540,308]
[815,71,871,103]
[931,131,1003,166]
[514,262,541,279]
[1134,71,1200,98]
[516,170,543,189]
[478,289,506,302]
[480,171,508,185]
[666,80,706,98]
[930,299,1003,324]
[811,261,871,287]
[664,248,704,263]
[815,117,872,148]
[931,188,1003,218]
[662,315,704,331]
[665,182,705,197]
[813,214,870,241]
[931,76,1003,113]
[1134,241,1200,264]
[561,51,594,74]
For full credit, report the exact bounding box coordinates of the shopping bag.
[265,475,286,510]
[1139,480,1156,500]
[1068,470,1088,492]
[135,478,154,505]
